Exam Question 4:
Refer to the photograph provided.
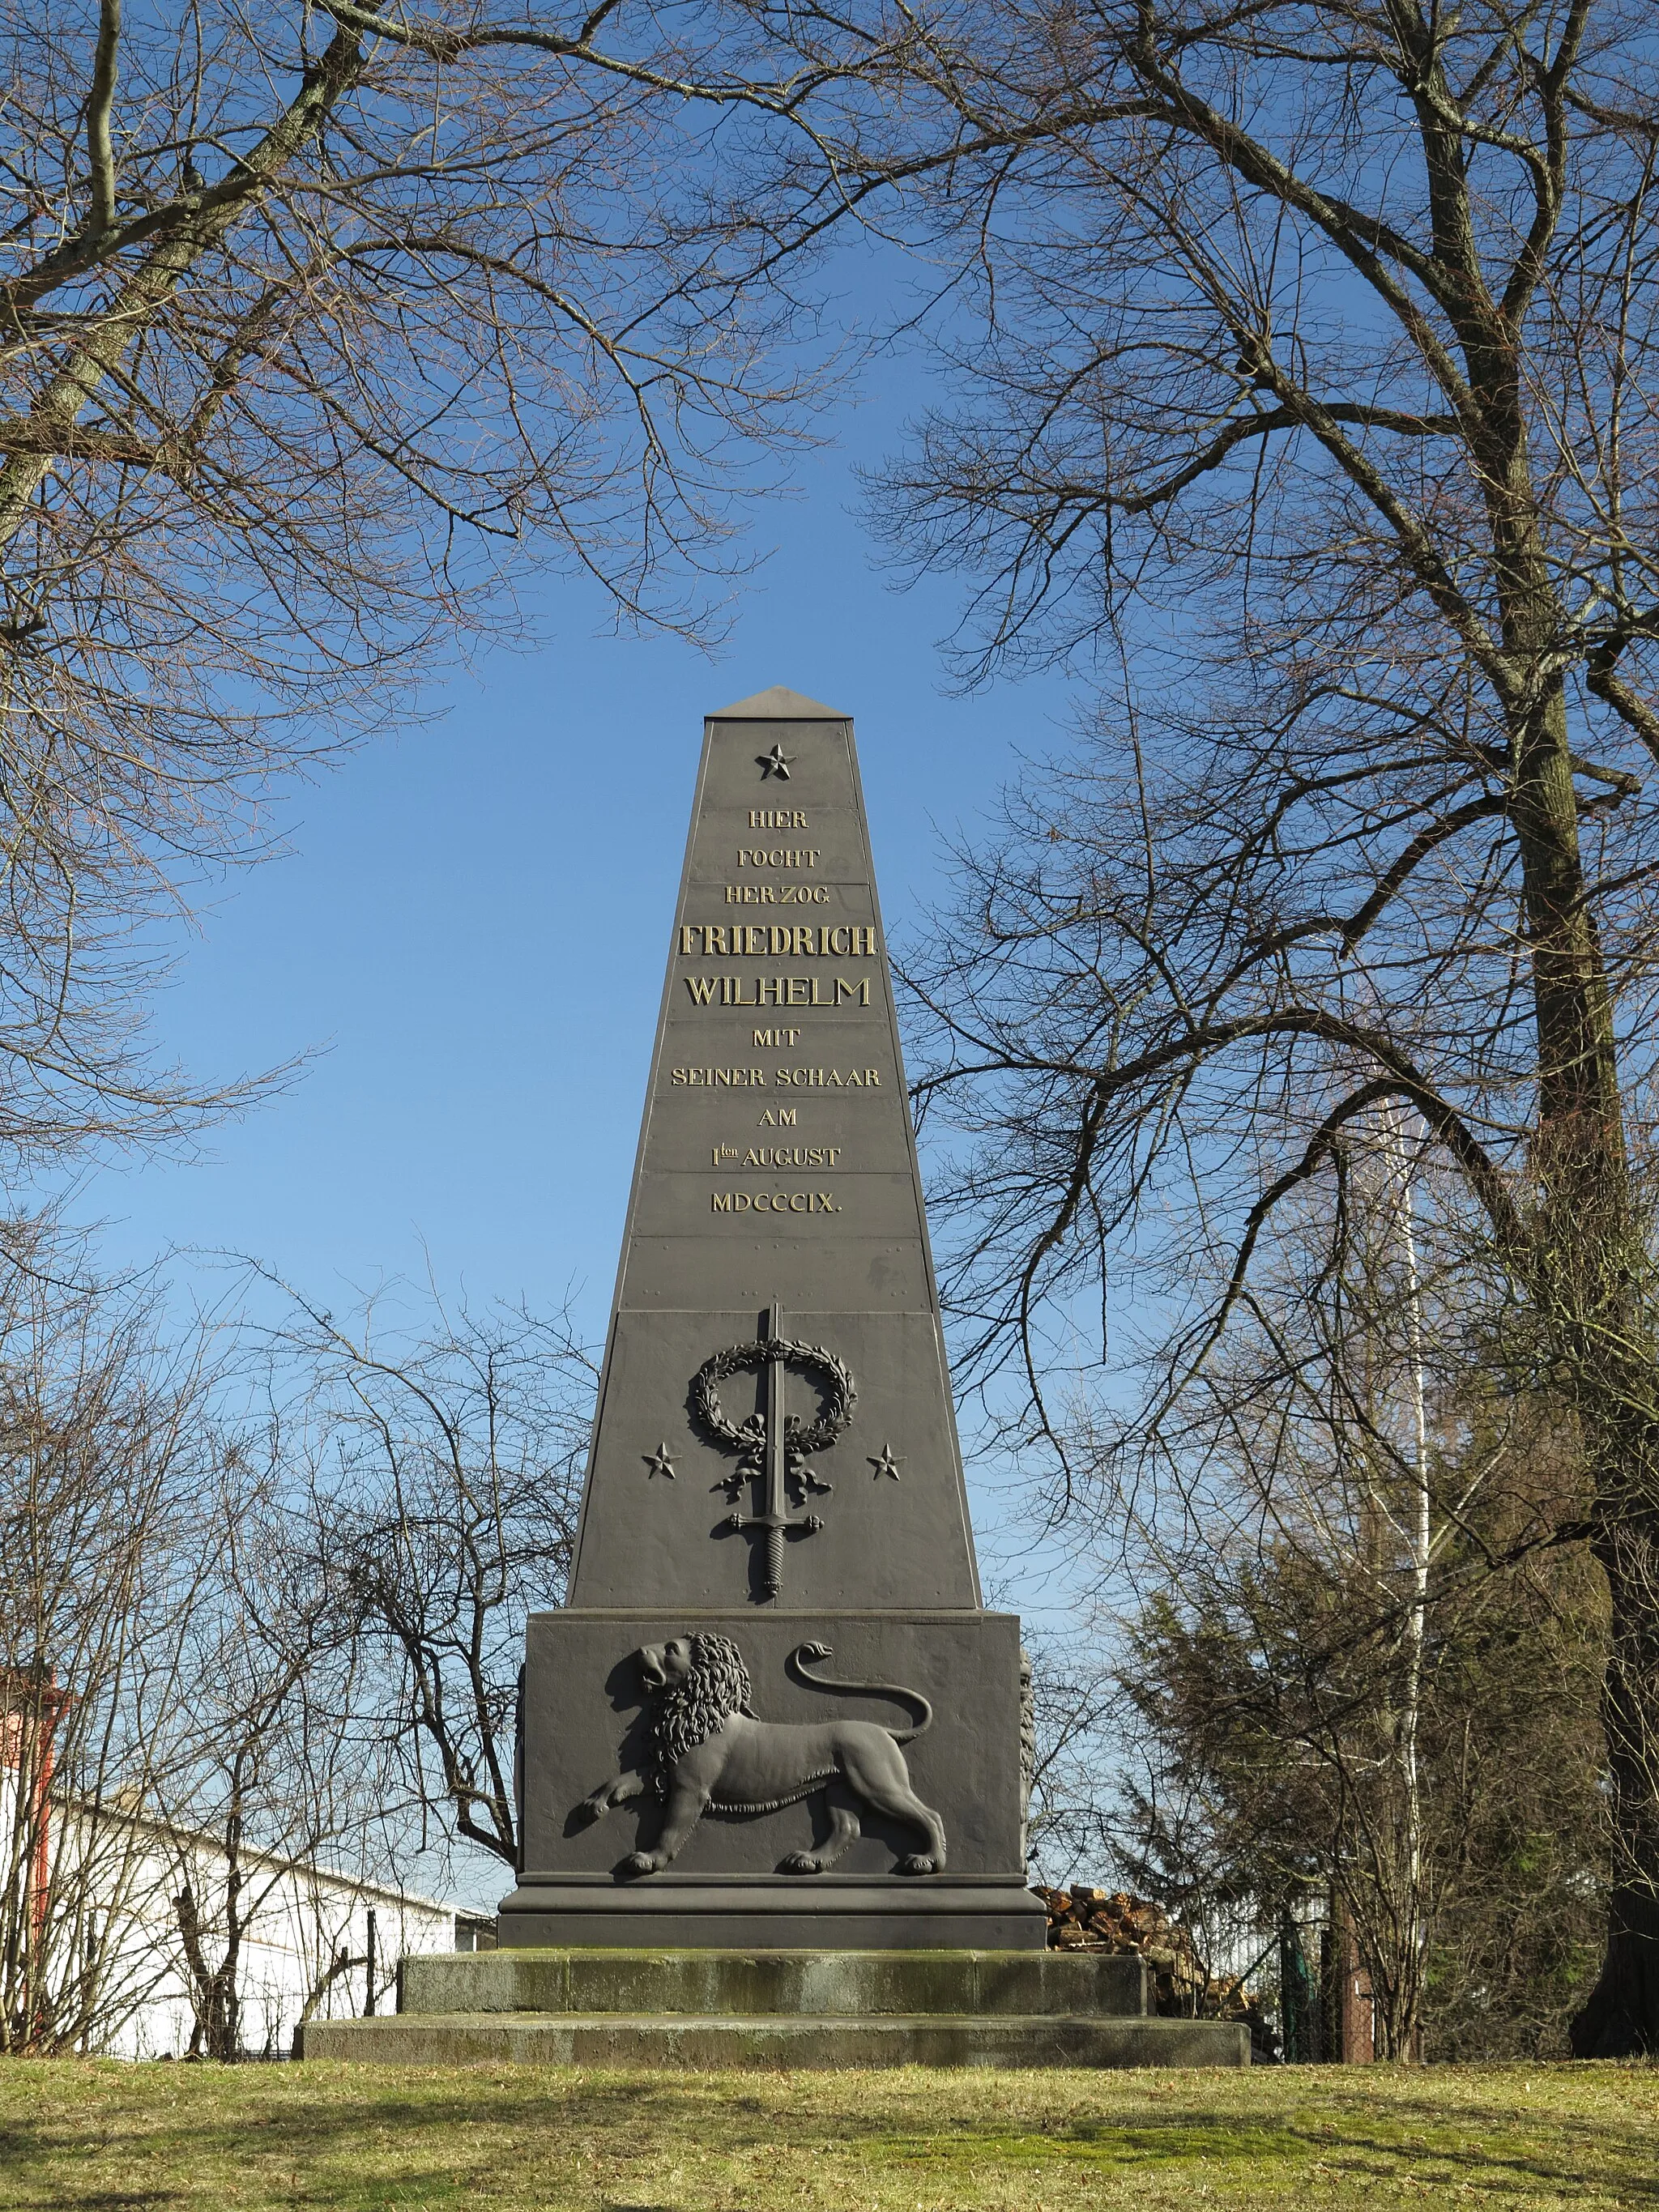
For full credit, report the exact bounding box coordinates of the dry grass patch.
[0,2061,1655,2211]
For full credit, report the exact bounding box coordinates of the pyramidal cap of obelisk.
[501,688,1044,1950]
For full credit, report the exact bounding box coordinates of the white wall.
[95,1832,458,2058]
[25,1800,461,2058]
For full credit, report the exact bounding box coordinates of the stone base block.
[401,1945,1146,2019]
[498,1875,1047,1952]
[296,1948,1250,2069]
[299,2010,1248,2068]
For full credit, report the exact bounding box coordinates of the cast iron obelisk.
[501,688,1045,1948]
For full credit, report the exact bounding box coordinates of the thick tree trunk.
[1537,1146,1659,2056]
[1572,1890,1659,2056]
[1488,497,1659,2050]
[1572,1511,1659,2055]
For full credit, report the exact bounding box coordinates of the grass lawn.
[1,2061,1655,2211]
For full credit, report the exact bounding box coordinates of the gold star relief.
[868,1442,904,1481]
[643,1442,678,1479]
[757,742,795,778]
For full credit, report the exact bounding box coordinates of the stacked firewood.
[1034,1886,1269,2044]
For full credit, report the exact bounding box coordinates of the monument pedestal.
[505,1608,1046,1951]
[298,1946,1250,2067]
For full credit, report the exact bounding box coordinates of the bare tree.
[262,1279,595,1877]
[0,1218,223,2053]
[155,1445,392,2061]
[0,3,855,1160]
[769,0,1659,2052]
[1019,1632,1121,1884]
[0,1220,418,2057]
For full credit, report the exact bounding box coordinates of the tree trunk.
[1572,1507,1659,2055]
[1491,505,1659,2052]
[1572,1892,1659,2057]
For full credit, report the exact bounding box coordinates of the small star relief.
[643,1442,678,1479]
[757,742,795,779]
[868,1442,904,1481]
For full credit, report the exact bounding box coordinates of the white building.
[85,1811,476,2059]
[3,1716,480,2057]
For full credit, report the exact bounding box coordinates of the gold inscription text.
[773,1068,881,1088]
[737,846,820,869]
[706,1144,842,1168]
[711,1191,841,1213]
[725,884,829,905]
[680,924,876,958]
[683,974,872,1008]
[670,1067,766,1086]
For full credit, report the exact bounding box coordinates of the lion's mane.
[645,1633,754,1799]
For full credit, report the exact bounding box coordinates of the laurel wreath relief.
[689,1337,857,1479]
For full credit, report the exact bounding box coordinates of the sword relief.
[688,1302,856,1600]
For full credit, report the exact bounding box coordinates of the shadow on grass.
[0,2190,178,2212]
[866,2089,1659,2201]
[4,2069,1659,2210]
[3,2078,721,2212]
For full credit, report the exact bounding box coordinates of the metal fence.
[1191,1893,1375,2062]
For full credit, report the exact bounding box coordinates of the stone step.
[400,1946,1146,2021]
[299,2010,1249,2069]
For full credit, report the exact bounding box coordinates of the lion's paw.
[896,1853,939,1875]
[573,1796,603,1826]
[621,1851,660,1877]
[779,1851,821,1875]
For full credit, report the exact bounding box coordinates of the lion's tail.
[787,1642,933,1743]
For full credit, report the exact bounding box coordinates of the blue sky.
[66,326,1086,1613]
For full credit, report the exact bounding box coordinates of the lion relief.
[575,1634,947,1876]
